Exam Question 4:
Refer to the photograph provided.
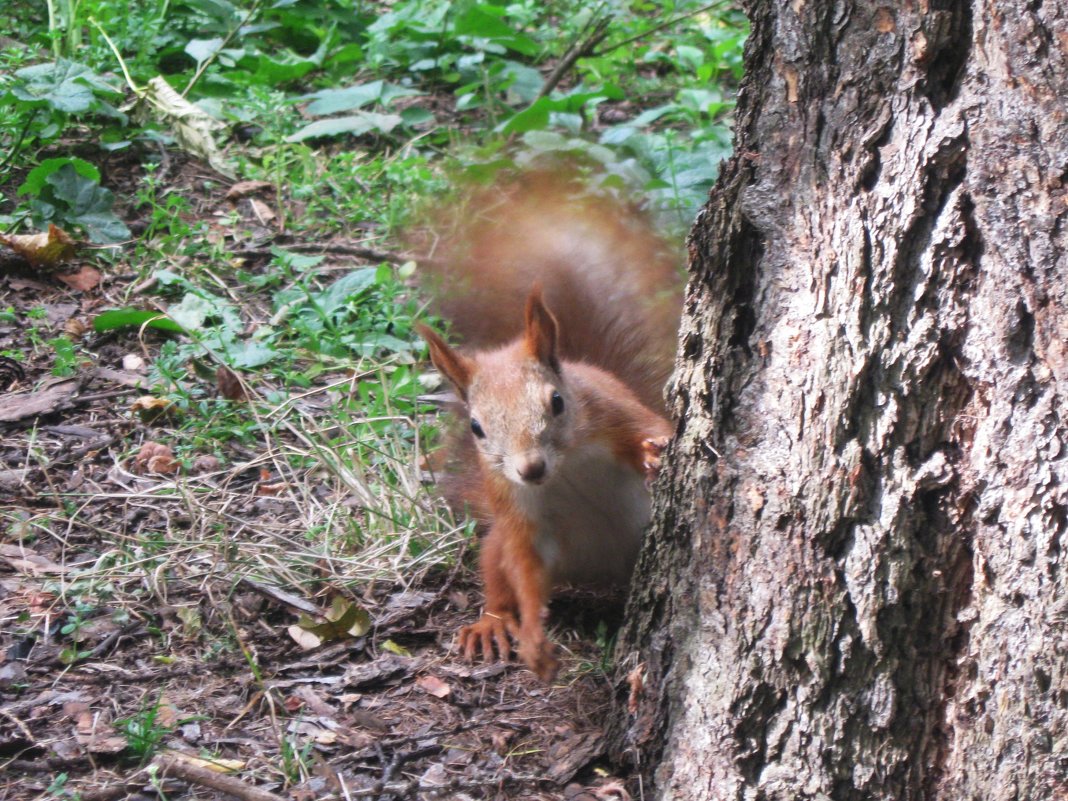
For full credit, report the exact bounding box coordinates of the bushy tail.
[413,171,683,412]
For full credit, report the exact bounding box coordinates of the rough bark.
[613,1,1068,799]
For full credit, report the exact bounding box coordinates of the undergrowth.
[0,0,746,754]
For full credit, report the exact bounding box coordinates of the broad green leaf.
[285,112,402,142]
[93,309,185,334]
[454,5,539,55]
[12,60,121,114]
[301,80,420,116]
[499,61,544,103]
[228,340,277,368]
[19,158,100,197]
[166,294,217,331]
[400,107,435,127]
[270,247,324,272]
[185,38,225,67]
[317,268,378,313]
[498,97,551,134]
[30,164,129,244]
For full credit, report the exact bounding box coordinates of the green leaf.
[301,80,420,116]
[19,158,100,197]
[228,340,276,368]
[30,164,130,244]
[50,337,77,377]
[12,60,121,114]
[400,107,435,127]
[498,97,551,134]
[285,112,402,142]
[166,294,217,332]
[454,5,539,56]
[270,247,324,272]
[185,38,225,67]
[93,309,185,334]
[316,268,378,314]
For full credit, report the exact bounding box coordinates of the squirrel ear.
[524,287,561,372]
[416,323,474,400]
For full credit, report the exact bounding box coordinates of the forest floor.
[0,150,636,801]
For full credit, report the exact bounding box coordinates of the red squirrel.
[414,173,681,680]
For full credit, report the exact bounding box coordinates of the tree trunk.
[612,1,1068,799]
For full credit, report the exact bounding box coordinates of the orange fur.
[415,174,680,681]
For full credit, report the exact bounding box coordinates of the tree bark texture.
[614,1,1068,799]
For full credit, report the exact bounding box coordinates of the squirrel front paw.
[456,613,559,681]
[458,611,520,663]
[641,436,669,484]
[518,632,560,682]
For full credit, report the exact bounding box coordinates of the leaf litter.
[0,153,635,800]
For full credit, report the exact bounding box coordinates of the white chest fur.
[514,443,651,588]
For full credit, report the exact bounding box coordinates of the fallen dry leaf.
[216,366,248,401]
[415,674,451,699]
[0,224,77,270]
[131,395,176,423]
[122,353,147,371]
[192,454,222,474]
[0,545,69,576]
[225,180,273,201]
[248,197,276,224]
[56,265,102,291]
[162,750,244,773]
[155,695,181,728]
[64,318,89,338]
[133,441,179,475]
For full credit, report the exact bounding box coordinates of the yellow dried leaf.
[0,224,77,270]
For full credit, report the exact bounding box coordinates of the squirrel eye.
[550,391,564,416]
[470,418,486,439]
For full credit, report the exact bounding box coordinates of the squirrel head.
[417,289,575,487]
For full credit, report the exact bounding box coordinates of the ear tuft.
[524,286,560,372]
[416,323,474,400]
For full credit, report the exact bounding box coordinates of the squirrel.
[413,172,682,680]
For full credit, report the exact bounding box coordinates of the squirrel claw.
[518,635,560,682]
[456,613,559,681]
[458,612,519,663]
[641,436,669,483]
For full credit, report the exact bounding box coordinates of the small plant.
[279,731,316,787]
[49,336,78,376]
[1,59,124,174]
[18,157,130,243]
[58,601,96,664]
[114,695,177,764]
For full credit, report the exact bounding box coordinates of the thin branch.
[536,15,613,100]
[591,0,732,58]
[182,0,262,97]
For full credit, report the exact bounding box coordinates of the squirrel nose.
[517,455,547,484]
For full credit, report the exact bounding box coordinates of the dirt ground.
[0,150,636,801]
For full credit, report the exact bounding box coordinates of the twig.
[157,754,288,801]
[235,244,409,265]
[82,622,146,659]
[377,744,439,801]
[536,15,613,100]
[591,0,731,58]
[182,0,262,97]
[333,774,546,799]
[239,576,320,616]
[0,707,34,742]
